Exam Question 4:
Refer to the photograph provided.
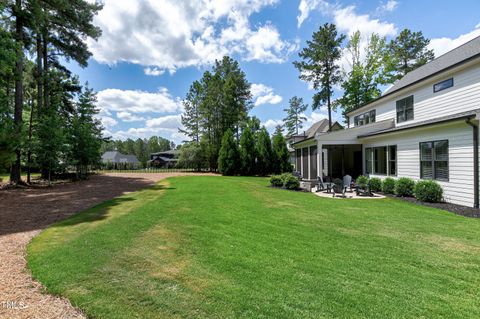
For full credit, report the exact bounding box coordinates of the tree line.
[179,56,291,175]
[283,25,435,136]
[100,136,176,168]
[0,0,104,183]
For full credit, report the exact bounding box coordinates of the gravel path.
[0,173,195,319]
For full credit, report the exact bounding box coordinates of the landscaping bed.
[392,195,480,218]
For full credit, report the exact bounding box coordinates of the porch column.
[307,147,311,179]
[300,148,303,176]
[318,142,323,178]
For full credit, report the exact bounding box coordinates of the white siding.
[362,122,476,207]
[349,62,480,128]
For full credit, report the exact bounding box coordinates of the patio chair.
[332,178,346,198]
[343,175,353,192]
[355,184,371,196]
[316,176,333,192]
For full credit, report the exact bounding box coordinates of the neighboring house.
[101,151,140,168]
[293,35,480,207]
[149,150,179,168]
[286,119,343,170]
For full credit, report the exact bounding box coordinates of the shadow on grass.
[0,174,175,236]
[52,184,176,228]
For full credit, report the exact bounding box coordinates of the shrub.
[382,177,396,194]
[270,175,283,187]
[395,177,415,197]
[280,172,293,183]
[369,177,382,192]
[283,174,300,190]
[356,175,369,188]
[414,180,443,202]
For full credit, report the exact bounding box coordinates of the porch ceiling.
[315,119,395,145]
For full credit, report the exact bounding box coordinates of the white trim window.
[420,140,449,181]
[396,95,414,123]
[365,145,397,176]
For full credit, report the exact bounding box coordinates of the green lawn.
[0,172,40,182]
[28,176,480,318]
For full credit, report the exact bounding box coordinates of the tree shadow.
[0,174,174,236]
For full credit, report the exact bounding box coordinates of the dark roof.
[347,35,480,115]
[292,136,315,146]
[151,150,179,156]
[149,156,178,162]
[101,151,139,164]
[358,109,480,138]
[305,119,329,138]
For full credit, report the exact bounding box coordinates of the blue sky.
[72,0,480,143]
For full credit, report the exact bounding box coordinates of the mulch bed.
[387,195,480,218]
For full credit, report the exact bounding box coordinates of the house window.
[373,146,387,175]
[354,110,376,127]
[365,145,396,176]
[365,148,373,174]
[388,145,397,176]
[396,95,414,123]
[420,140,449,181]
[433,78,453,93]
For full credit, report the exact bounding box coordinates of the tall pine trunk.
[10,0,24,184]
[26,98,34,183]
[41,30,50,179]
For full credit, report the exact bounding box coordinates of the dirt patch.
[0,172,208,319]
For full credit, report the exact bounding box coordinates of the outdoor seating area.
[295,173,385,199]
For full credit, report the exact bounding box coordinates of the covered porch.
[293,119,395,181]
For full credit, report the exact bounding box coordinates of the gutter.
[358,114,476,139]
[466,117,479,209]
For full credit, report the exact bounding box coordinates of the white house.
[293,35,480,207]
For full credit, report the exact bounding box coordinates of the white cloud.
[98,115,118,129]
[245,24,299,63]
[297,0,330,28]
[107,114,184,143]
[96,88,182,114]
[88,0,296,73]
[145,114,182,130]
[250,83,283,106]
[262,119,283,132]
[116,111,145,122]
[297,0,397,38]
[144,67,166,76]
[333,6,397,37]
[428,26,480,57]
[376,0,398,14]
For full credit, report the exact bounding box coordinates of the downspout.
[466,117,479,209]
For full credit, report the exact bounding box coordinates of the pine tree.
[9,0,25,184]
[272,131,291,174]
[294,23,345,129]
[255,128,273,176]
[388,29,435,80]
[283,96,308,136]
[69,85,103,177]
[218,129,240,176]
[180,80,203,143]
[239,126,256,175]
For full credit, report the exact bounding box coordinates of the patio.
[312,188,386,199]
